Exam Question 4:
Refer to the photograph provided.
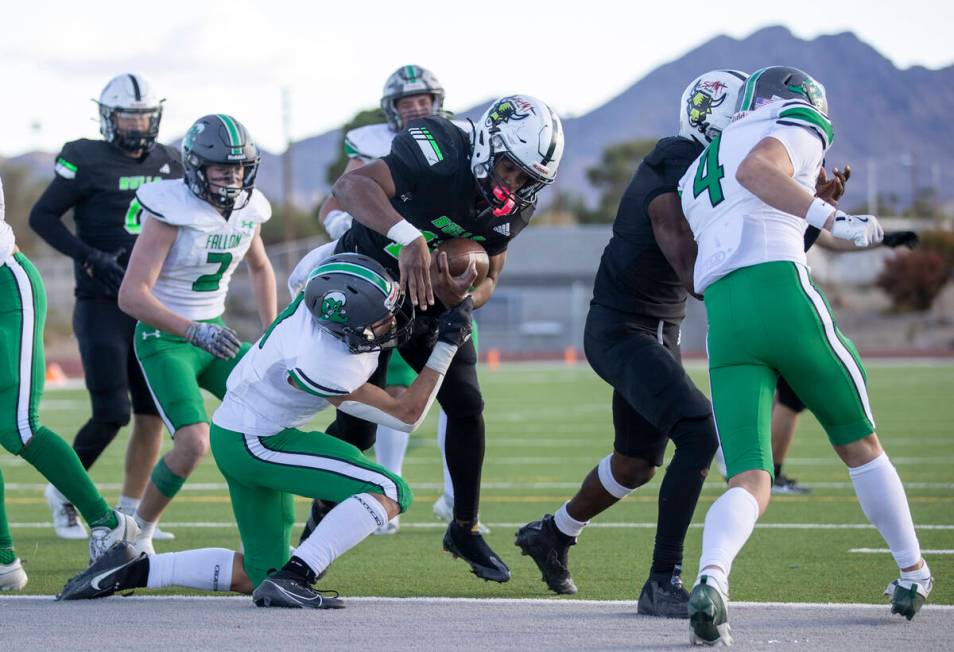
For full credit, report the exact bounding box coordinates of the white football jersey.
[212,293,380,437]
[136,180,271,320]
[0,177,14,260]
[679,100,833,294]
[344,120,472,162]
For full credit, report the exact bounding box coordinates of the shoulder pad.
[344,123,394,161]
[136,179,201,224]
[647,136,703,165]
[54,139,94,180]
[774,100,834,150]
[403,116,462,169]
[236,189,272,224]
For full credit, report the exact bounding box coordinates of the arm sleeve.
[28,152,94,261]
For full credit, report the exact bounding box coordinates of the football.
[432,238,490,287]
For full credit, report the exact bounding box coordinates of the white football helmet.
[471,95,563,217]
[96,74,163,152]
[678,70,747,145]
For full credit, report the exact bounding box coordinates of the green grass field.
[3,361,952,603]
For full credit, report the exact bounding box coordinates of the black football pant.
[325,316,485,524]
[72,299,158,470]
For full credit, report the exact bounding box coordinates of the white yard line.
[850,548,954,554]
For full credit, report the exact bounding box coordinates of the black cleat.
[252,570,345,609]
[298,499,336,545]
[57,542,144,600]
[514,515,577,595]
[443,521,511,583]
[637,567,691,618]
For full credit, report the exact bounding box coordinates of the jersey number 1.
[192,252,233,292]
[692,133,725,207]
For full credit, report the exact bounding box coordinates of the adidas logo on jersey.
[493,223,511,236]
[159,163,171,174]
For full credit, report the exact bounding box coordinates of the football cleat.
[637,567,691,618]
[89,511,139,564]
[252,570,345,609]
[771,473,811,495]
[57,542,143,600]
[885,575,933,621]
[432,494,490,534]
[0,558,28,591]
[45,484,88,540]
[443,521,511,583]
[514,515,577,595]
[373,516,400,536]
[151,526,176,541]
[689,576,733,646]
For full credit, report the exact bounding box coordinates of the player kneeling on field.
[57,254,475,608]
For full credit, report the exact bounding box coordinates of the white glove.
[323,210,353,240]
[830,211,884,247]
[185,322,241,359]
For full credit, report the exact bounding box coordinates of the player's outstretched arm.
[244,227,278,328]
[117,217,192,335]
[648,192,698,296]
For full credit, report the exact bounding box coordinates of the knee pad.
[597,454,637,499]
[89,390,132,427]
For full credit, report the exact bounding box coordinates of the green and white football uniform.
[133,180,270,433]
[210,292,410,586]
[679,101,873,479]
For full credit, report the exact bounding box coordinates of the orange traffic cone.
[45,362,68,387]
[486,348,501,370]
[564,346,578,365]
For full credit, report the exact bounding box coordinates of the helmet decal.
[183,121,205,150]
[486,97,535,127]
[686,80,729,132]
[319,291,350,324]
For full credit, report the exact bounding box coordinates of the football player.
[679,66,932,645]
[57,255,473,607]
[117,114,277,555]
[317,65,474,535]
[326,94,563,582]
[514,71,744,615]
[29,74,182,540]
[1,176,140,590]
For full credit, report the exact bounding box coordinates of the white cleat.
[0,558,28,591]
[88,511,139,564]
[45,484,88,540]
[373,516,400,536]
[431,494,490,534]
[132,533,156,556]
[151,526,176,541]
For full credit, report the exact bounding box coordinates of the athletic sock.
[0,467,12,554]
[117,495,141,516]
[696,486,760,590]
[19,426,114,528]
[0,548,15,565]
[773,463,782,478]
[442,413,484,523]
[901,561,932,582]
[72,419,121,470]
[652,416,717,576]
[146,548,234,591]
[554,502,589,538]
[134,513,157,541]
[374,425,410,476]
[293,494,387,577]
[437,410,454,500]
[849,453,922,569]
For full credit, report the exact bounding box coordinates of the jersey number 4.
[192,252,233,292]
[692,134,725,207]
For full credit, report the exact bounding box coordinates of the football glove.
[830,211,884,247]
[185,322,241,359]
[882,230,919,249]
[83,248,126,295]
[436,296,474,347]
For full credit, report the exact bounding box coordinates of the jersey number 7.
[692,134,725,207]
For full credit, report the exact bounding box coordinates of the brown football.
[432,238,490,288]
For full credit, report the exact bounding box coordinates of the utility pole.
[866,158,877,215]
[281,87,295,270]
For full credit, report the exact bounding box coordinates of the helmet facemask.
[100,105,163,153]
[341,291,414,354]
[475,143,549,218]
[189,159,259,211]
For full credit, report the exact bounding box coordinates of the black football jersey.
[591,137,704,321]
[337,116,534,277]
[33,139,182,299]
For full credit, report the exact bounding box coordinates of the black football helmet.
[381,65,445,131]
[182,114,260,211]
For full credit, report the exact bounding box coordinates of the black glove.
[882,231,919,249]
[437,296,474,347]
[83,248,126,295]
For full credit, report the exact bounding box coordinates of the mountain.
[4,27,951,211]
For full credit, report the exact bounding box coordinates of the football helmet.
[381,65,445,131]
[470,95,563,217]
[181,114,260,211]
[304,254,414,354]
[97,74,163,152]
[679,70,748,145]
[735,66,828,115]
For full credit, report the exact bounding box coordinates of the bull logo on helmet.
[319,291,349,324]
[183,122,205,150]
[686,80,729,132]
[487,97,535,127]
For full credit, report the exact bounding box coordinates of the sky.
[1,0,951,157]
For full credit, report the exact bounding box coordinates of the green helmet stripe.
[778,106,834,147]
[217,114,243,156]
[405,65,416,82]
[310,262,391,296]
[739,67,768,112]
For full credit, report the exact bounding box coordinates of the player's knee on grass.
[835,433,882,468]
[169,424,211,471]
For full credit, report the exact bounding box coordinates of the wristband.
[424,342,458,376]
[805,197,835,230]
[386,219,424,246]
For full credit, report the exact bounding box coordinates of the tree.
[324,107,387,185]
[581,139,656,223]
